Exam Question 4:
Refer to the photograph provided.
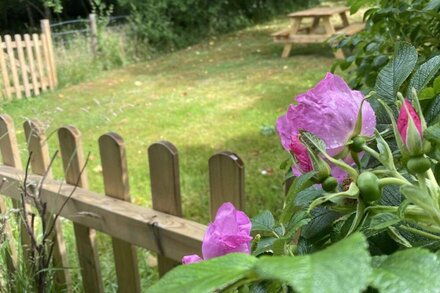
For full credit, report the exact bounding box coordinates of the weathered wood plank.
[14,35,31,97]
[32,34,47,91]
[40,33,53,90]
[99,133,141,293]
[148,141,182,275]
[0,114,33,267]
[40,20,57,88]
[209,151,245,219]
[58,126,103,293]
[24,34,39,96]
[288,6,349,17]
[0,36,12,99]
[0,165,205,261]
[23,120,72,292]
[4,35,21,99]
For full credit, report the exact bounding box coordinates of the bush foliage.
[118,0,320,51]
[333,0,440,90]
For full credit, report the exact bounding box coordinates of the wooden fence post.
[40,19,57,88]
[4,35,21,99]
[89,14,98,56]
[0,36,12,99]
[24,34,39,96]
[23,120,72,292]
[58,126,104,293]
[0,115,32,269]
[32,33,47,91]
[148,141,182,276]
[209,151,245,219]
[99,132,141,293]
[14,34,31,98]
[0,116,19,274]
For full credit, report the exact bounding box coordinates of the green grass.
[1,19,337,223]
[0,16,346,291]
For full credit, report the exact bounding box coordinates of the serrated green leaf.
[419,87,435,100]
[252,211,275,232]
[425,94,440,124]
[253,237,277,256]
[254,233,371,293]
[434,76,440,94]
[400,185,436,214]
[375,43,418,102]
[299,131,326,153]
[407,56,440,96]
[147,253,257,293]
[281,172,316,224]
[424,123,440,144]
[294,187,323,208]
[370,213,401,230]
[370,248,440,293]
[301,206,341,239]
[308,182,359,213]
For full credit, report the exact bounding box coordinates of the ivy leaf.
[252,211,275,232]
[375,43,418,102]
[370,248,440,293]
[255,233,371,293]
[147,253,257,293]
[424,123,440,144]
[407,55,440,96]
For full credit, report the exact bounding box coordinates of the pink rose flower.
[397,99,422,144]
[182,202,252,265]
[276,73,376,181]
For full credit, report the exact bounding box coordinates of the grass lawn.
[0,20,338,224]
[0,11,361,291]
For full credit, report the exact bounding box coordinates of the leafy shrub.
[118,0,321,52]
[149,44,440,292]
[332,0,440,90]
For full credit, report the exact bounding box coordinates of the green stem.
[399,225,440,240]
[362,145,381,162]
[416,173,428,193]
[378,177,409,187]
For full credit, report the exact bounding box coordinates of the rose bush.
[149,45,440,293]
[276,72,376,182]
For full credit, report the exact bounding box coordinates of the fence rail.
[0,20,56,100]
[0,114,245,292]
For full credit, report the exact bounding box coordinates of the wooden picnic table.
[272,6,364,58]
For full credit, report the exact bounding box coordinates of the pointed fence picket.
[0,115,245,292]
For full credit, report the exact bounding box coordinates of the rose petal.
[397,99,422,144]
[182,254,203,264]
[202,202,252,260]
[276,72,376,181]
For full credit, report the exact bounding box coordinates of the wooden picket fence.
[0,20,57,100]
[0,114,245,292]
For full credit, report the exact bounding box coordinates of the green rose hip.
[406,156,431,174]
[357,172,381,202]
[322,176,338,192]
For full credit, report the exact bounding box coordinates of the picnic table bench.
[272,6,364,58]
